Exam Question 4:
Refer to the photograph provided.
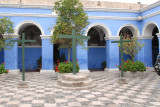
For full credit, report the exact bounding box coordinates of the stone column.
[40,35,55,76]
[105,36,119,72]
[77,41,90,73]
[143,36,153,67]
[3,34,20,75]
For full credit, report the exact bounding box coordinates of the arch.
[142,21,160,37]
[85,23,112,37]
[117,24,140,37]
[14,20,44,35]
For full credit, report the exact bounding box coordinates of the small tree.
[0,17,14,51]
[121,36,145,61]
[51,0,89,61]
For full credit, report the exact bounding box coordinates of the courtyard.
[0,68,160,107]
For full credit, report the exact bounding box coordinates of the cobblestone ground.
[0,69,160,107]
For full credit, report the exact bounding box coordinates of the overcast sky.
[88,0,159,4]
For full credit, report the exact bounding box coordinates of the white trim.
[40,35,52,39]
[137,36,153,39]
[88,46,106,48]
[85,23,112,37]
[89,16,138,20]
[140,1,160,12]
[18,46,42,48]
[117,24,140,37]
[142,10,160,20]
[105,36,119,40]
[8,69,20,75]
[2,34,20,39]
[14,20,44,35]
[142,21,159,37]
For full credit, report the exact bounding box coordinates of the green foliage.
[0,17,15,51]
[101,61,106,68]
[118,59,146,72]
[0,63,8,74]
[58,53,66,62]
[119,36,145,61]
[37,56,42,68]
[57,61,79,73]
[51,0,89,47]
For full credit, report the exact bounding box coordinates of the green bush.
[101,61,106,68]
[0,63,8,74]
[118,59,146,72]
[58,61,79,73]
[37,56,42,68]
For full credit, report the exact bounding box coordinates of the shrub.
[56,61,80,73]
[0,63,8,74]
[118,59,146,72]
[58,53,66,63]
[37,56,42,68]
[101,61,106,68]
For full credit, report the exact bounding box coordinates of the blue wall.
[0,49,4,64]
[18,47,42,70]
[88,47,106,68]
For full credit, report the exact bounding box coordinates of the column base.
[40,70,56,77]
[8,69,20,75]
[104,68,119,73]
[79,69,90,73]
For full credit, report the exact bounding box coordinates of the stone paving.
[0,69,160,107]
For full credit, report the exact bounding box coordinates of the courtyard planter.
[0,73,8,81]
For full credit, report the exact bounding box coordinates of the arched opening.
[143,22,159,66]
[152,26,159,66]
[87,25,106,71]
[118,26,136,65]
[18,25,42,71]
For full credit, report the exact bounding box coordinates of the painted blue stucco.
[0,49,4,64]
[1,2,160,71]
[0,7,52,14]
[59,48,72,61]
[18,47,41,70]
[88,47,106,68]
[4,39,18,70]
[42,39,53,70]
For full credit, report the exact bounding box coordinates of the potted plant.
[0,63,9,81]
[36,56,42,72]
[101,61,106,70]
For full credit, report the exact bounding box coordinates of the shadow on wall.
[0,49,4,64]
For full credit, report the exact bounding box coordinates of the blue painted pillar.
[4,35,20,75]
[137,39,145,63]
[40,35,55,75]
[77,41,90,73]
[106,37,119,69]
[143,37,153,67]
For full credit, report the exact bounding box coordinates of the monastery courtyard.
[0,68,160,107]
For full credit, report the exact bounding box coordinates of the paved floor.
[0,69,160,107]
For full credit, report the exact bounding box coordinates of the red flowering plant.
[0,63,9,74]
[118,59,146,72]
[56,60,80,73]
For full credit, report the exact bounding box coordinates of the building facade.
[0,0,160,74]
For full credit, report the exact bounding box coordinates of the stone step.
[60,73,89,81]
[54,82,96,90]
[57,78,93,87]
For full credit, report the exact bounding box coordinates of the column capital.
[156,33,160,38]
[2,34,20,39]
[105,36,119,40]
[40,35,52,39]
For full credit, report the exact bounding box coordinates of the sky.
[88,0,159,4]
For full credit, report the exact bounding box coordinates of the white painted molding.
[105,36,119,40]
[8,69,20,75]
[89,16,138,20]
[2,34,20,39]
[15,20,45,35]
[117,24,140,37]
[40,35,52,39]
[85,23,112,37]
[140,1,160,12]
[18,46,42,48]
[142,10,160,20]
[142,36,153,39]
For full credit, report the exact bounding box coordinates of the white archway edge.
[85,23,112,37]
[117,24,140,37]
[14,20,44,35]
[142,21,159,37]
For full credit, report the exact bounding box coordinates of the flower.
[76,59,78,61]
[126,61,129,63]
[132,62,134,64]
[116,65,117,66]
[58,63,59,64]
[125,66,126,67]
[2,62,4,64]
[7,70,9,72]
[57,60,59,62]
